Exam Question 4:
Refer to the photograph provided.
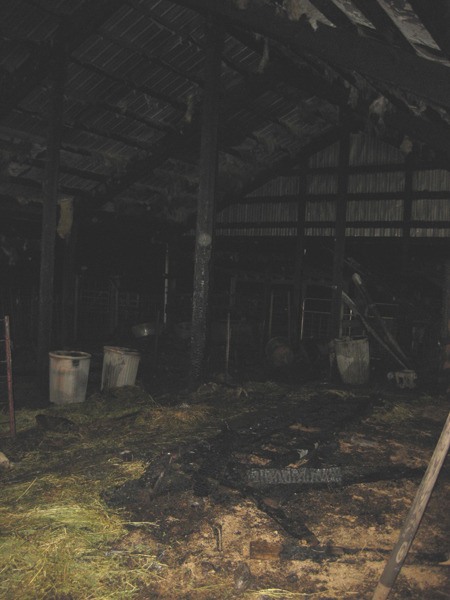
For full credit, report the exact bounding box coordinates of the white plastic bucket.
[334,336,370,385]
[101,346,141,391]
[49,351,91,404]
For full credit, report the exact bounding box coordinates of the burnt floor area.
[2,331,449,598]
[97,384,449,599]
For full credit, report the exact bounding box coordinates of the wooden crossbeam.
[0,0,124,117]
[308,0,357,30]
[172,0,450,110]
[408,0,450,60]
[69,55,185,113]
[229,26,450,164]
[351,0,415,52]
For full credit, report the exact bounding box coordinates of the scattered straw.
[370,402,415,424]
[245,589,328,598]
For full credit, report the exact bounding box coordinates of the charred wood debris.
[103,390,438,559]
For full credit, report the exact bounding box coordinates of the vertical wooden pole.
[293,160,308,348]
[372,409,450,600]
[189,18,224,384]
[37,43,66,385]
[330,134,350,340]
[441,259,450,391]
[401,155,413,272]
[4,316,16,437]
[60,200,77,347]
[163,243,170,326]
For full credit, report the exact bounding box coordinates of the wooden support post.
[189,18,223,384]
[401,155,413,272]
[37,43,66,385]
[330,134,350,340]
[163,243,170,326]
[441,259,450,391]
[372,409,450,600]
[60,199,77,347]
[293,161,308,348]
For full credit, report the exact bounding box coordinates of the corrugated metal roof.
[412,198,450,221]
[349,133,405,166]
[413,170,450,192]
[0,0,449,239]
[348,171,405,193]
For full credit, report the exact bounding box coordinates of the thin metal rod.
[372,409,450,600]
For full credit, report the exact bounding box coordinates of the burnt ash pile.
[103,390,423,544]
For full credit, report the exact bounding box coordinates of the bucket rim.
[334,335,368,343]
[103,345,140,356]
[49,350,91,359]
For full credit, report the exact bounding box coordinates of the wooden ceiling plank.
[172,0,450,110]
[343,0,415,51]
[9,175,90,199]
[70,55,185,113]
[407,0,450,60]
[228,29,449,163]
[63,92,176,135]
[98,28,204,88]
[0,0,125,116]
[94,59,328,203]
[227,125,346,203]
[14,106,152,153]
[276,47,450,163]
[28,158,107,183]
[308,0,357,29]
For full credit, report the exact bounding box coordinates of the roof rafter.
[14,107,152,154]
[93,64,323,203]
[350,0,415,52]
[70,55,186,114]
[308,0,358,30]
[97,28,204,89]
[230,25,450,163]
[407,0,450,60]
[0,0,125,117]
[172,0,450,110]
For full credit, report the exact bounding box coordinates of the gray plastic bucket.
[49,350,91,404]
[101,346,141,391]
[334,336,370,385]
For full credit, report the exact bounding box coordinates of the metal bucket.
[101,346,141,391]
[49,350,91,404]
[265,337,294,368]
[334,336,369,385]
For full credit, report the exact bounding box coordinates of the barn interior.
[0,1,449,599]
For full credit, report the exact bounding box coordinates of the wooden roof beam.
[172,0,450,110]
[0,123,134,166]
[223,125,346,205]
[0,0,124,116]
[70,56,185,114]
[62,92,176,135]
[93,63,325,203]
[97,28,204,88]
[27,158,107,183]
[408,0,450,60]
[308,0,358,30]
[14,107,152,154]
[351,0,415,52]
[9,175,90,200]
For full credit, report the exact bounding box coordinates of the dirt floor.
[1,345,449,599]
